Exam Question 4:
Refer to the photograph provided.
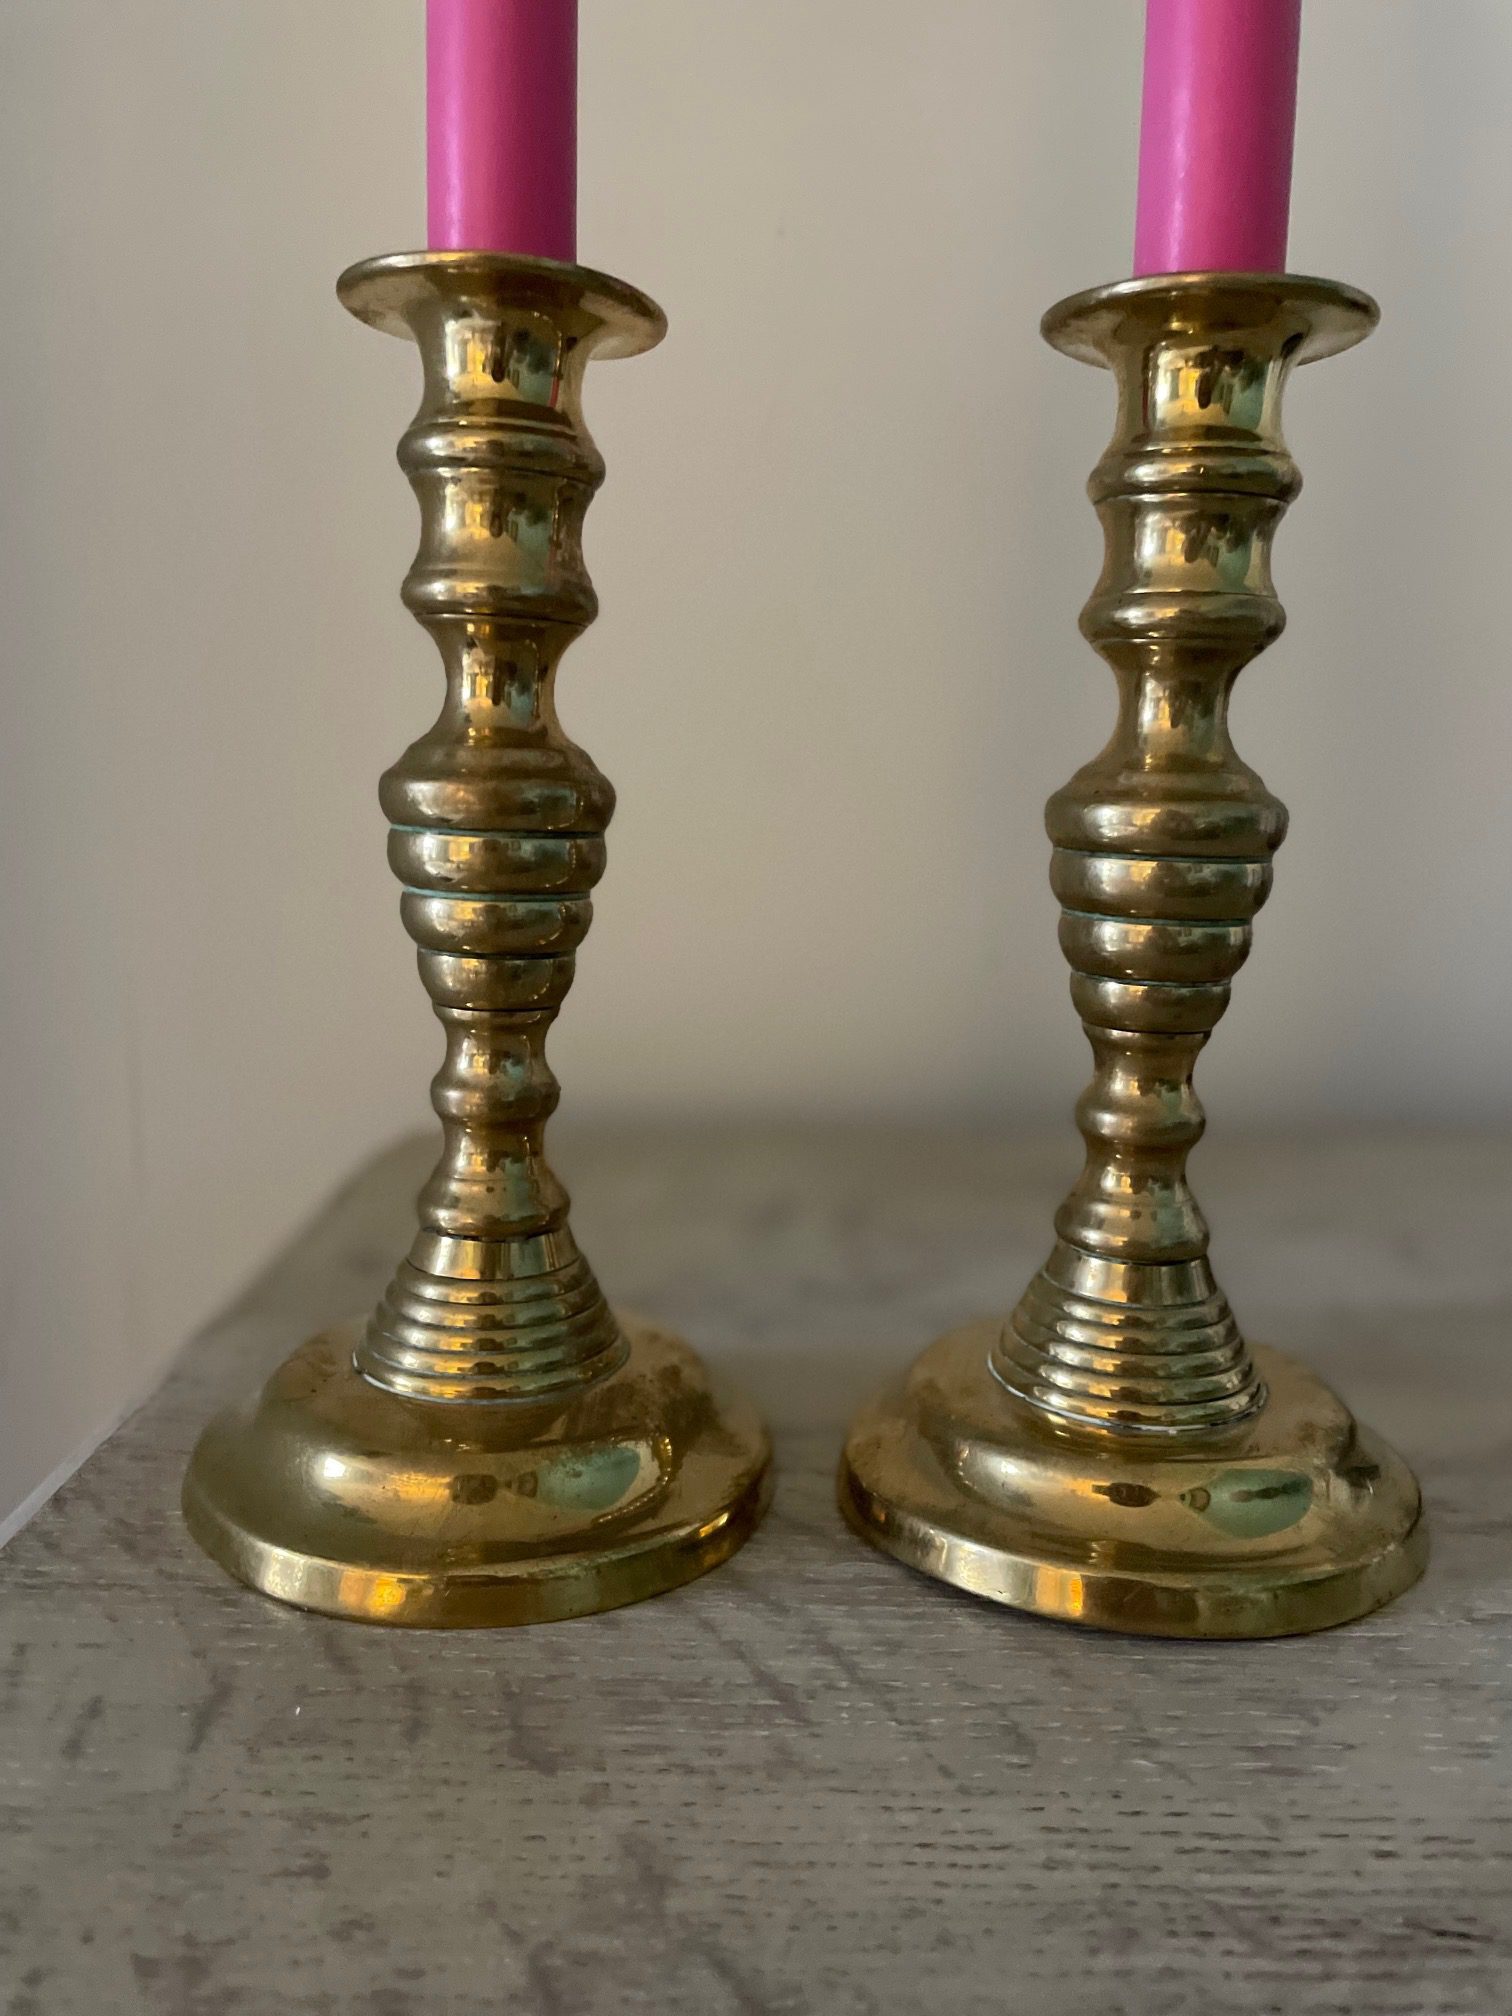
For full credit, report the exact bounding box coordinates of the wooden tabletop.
[4,1124,1509,2015]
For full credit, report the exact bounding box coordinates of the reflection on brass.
[184,253,771,1625]
[841,274,1426,1637]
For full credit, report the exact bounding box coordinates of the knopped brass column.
[841,274,1426,1637]
[184,253,770,1626]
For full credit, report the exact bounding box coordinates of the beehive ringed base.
[840,1325,1426,1639]
[184,1316,772,1628]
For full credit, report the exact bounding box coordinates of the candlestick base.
[184,1316,771,1628]
[840,1326,1424,1639]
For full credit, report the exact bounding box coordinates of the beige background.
[2,0,1509,1529]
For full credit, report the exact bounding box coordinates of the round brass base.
[840,1325,1426,1639]
[183,1317,772,1628]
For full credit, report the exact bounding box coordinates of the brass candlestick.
[183,252,771,1626]
[841,273,1426,1638]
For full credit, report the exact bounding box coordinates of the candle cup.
[182,252,771,1626]
[840,273,1426,1638]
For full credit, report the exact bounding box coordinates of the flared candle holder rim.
[1042,270,1379,370]
[337,248,667,359]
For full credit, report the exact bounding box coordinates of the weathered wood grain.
[2,1125,1509,2015]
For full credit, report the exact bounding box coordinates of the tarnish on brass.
[183,253,771,1625]
[841,274,1427,1637]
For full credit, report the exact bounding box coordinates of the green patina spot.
[1184,1467,1313,1539]
[531,1444,645,1514]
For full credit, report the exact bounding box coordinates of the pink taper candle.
[1134,0,1301,276]
[427,0,577,261]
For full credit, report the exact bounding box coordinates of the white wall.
[3,0,1510,1527]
